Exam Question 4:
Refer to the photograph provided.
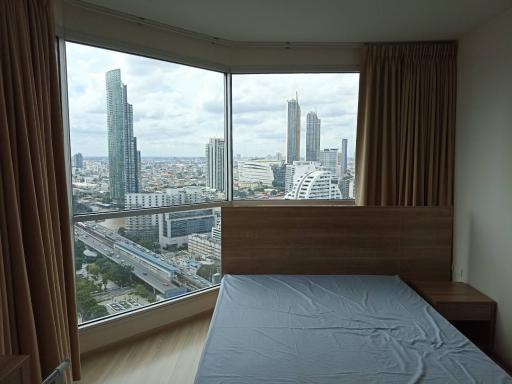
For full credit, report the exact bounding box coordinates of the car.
[163,282,169,286]
[142,272,148,276]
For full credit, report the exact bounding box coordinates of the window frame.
[58,37,357,329]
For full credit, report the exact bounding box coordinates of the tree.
[133,284,156,303]
[75,277,108,321]
[197,264,217,282]
[74,240,86,271]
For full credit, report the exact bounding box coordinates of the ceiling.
[79,0,512,43]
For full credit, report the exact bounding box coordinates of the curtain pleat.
[0,0,80,383]
[355,43,457,206]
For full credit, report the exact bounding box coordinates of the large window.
[65,42,360,324]
[232,73,359,200]
[66,42,224,323]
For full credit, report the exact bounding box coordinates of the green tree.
[133,284,156,303]
[74,240,86,271]
[196,264,217,282]
[75,277,108,321]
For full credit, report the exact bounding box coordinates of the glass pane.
[232,73,359,200]
[74,208,221,323]
[66,42,225,214]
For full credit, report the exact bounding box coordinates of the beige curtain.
[355,43,457,206]
[0,0,80,382]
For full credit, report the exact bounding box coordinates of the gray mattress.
[195,275,511,383]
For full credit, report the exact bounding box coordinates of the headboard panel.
[221,206,452,281]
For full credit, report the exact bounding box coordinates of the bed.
[195,274,511,383]
[195,206,511,383]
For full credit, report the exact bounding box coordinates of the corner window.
[232,73,359,201]
[66,42,224,323]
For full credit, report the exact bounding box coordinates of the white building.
[238,160,275,187]
[285,170,342,200]
[125,187,205,238]
[319,148,339,176]
[285,161,319,193]
[188,233,221,260]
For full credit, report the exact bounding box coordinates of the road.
[75,223,212,293]
[75,226,175,294]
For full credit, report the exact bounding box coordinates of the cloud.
[66,42,359,158]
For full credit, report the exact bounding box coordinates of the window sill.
[79,285,219,354]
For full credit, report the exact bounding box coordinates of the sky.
[67,42,359,158]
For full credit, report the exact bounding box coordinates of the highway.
[75,223,212,293]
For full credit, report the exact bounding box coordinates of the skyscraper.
[106,69,140,206]
[306,112,321,161]
[341,138,348,177]
[205,138,225,192]
[319,148,339,176]
[72,152,84,169]
[286,94,301,164]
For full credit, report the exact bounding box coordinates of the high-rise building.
[271,163,286,189]
[72,152,84,169]
[238,161,274,187]
[285,170,342,200]
[125,187,205,239]
[340,174,355,199]
[106,69,140,206]
[306,112,321,161]
[205,138,225,192]
[286,95,301,163]
[159,208,216,248]
[319,148,339,176]
[340,138,348,177]
[285,161,319,193]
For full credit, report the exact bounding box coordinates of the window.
[64,41,360,324]
[66,42,224,323]
[232,73,359,200]
[67,42,225,214]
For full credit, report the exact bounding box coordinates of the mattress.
[195,275,511,384]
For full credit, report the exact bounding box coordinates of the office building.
[306,112,321,161]
[72,152,84,169]
[106,69,141,206]
[159,208,216,248]
[285,170,342,200]
[340,138,348,177]
[319,149,339,176]
[125,187,205,238]
[238,161,274,187]
[205,138,225,192]
[285,161,319,193]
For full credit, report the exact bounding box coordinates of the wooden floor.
[76,313,212,384]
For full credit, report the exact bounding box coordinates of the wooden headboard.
[221,206,452,281]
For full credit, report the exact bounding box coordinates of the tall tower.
[106,69,140,206]
[319,148,339,176]
[306,112,321,161]
[286,94,301,163]
[205,138,225,192]
[341,138,348,176]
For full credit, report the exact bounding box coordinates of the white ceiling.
[80,0,512,43]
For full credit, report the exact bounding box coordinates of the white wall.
[454,7,512,366]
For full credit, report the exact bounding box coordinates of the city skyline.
[67,42,359,158]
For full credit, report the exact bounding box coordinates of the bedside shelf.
[410,281,496,352]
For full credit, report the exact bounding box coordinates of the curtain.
[355,43,457,206]
[0,0,80,382]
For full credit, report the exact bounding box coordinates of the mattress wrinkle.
[195,275,512,384]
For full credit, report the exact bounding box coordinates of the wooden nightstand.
[411,281,496,352]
